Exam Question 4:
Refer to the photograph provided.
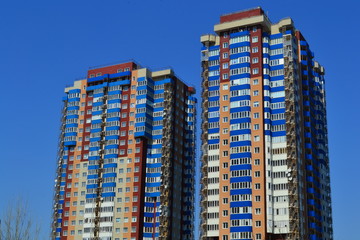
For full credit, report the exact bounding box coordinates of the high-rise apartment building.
[52,61,196,240]
[200,8,332,240]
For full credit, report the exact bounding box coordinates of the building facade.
[200,8,332,240]
[52,62,196,240]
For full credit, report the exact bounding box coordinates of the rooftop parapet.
[214,12,271,33]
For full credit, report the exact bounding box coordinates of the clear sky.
[0,0,359,238]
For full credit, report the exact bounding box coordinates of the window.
[256,221,261,227]
[254,147,260,153]
[223,42,228,48]
[209,60,220,67]
[223,222,229,229]
[223,52,228,59]
[255,195,261,201]
[253,90,259,96]
[223,95,228,101]
[223,198,228,204]
[270,59,284,66]
[223,139,228,145]
[208,111,219,118]
[230,67,250,75]
[252,68,259,74]
[254,135,260,142]
[223,117,228,123]
[222,63,228,69]
[223,128,228,134]
[255,159,260,165]
[223,73,228,79]
[255,183,261,189]
[254,113,259,118]
[254,124,260,130]
[256,233,262,240]
[252,57,259,64]
[223,151,228,157]
[230,46,250,54]
[230,56,250,65]
[253,79,259,85]
[252,36,258,43]
[209,49,219,57]
[223,84,228,90]
[270,38,283,45]
[222,106,228,112]
[252,47,258,53]
[255,208,261,215]
[270,69,284,77]
[254,101,259,107]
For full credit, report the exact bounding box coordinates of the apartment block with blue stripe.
[200,7,332,240]
[52,61,196,240]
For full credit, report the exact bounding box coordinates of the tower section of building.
[200,7,332,240]
[52,61,196,240]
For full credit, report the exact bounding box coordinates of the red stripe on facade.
[220,8,264,23]
[131,138,147,239]
[87,62,138,78]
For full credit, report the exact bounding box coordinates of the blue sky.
[0,0,358,238]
